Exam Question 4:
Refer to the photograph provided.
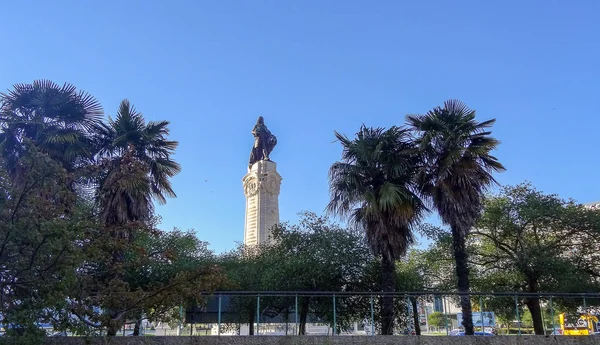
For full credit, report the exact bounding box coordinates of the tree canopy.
[407,99,505,334]
[327,125,425,334]
[0,80,219,341]
[2,80,597,340]
[470,183,600,334]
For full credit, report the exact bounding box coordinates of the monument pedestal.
[242,160,282,245]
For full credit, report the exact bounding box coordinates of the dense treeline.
[0,81,222,340]
[1,80,599,342]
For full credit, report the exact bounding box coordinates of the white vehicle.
[449,329,462,336]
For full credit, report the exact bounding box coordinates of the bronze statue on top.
[249,116,277,168]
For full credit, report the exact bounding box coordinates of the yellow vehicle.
[559,313,599,336]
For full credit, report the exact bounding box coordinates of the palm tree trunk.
[411,297,421,335]
[380,254,396,335]
[451,228,474,335]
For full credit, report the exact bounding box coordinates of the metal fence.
[159,291,600,337]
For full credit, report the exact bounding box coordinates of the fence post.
[479,297,484,332]
[541,302,546,334]
[406,295,411,332]
[515,295,521,336]
[443,296,449,336]
[295,294,299,335]
[550,296,555,335]
[256,295,260,335]
[217,295,222,336]
[424,297,430,333]
[370,295,375,336]
[178,305,183,336]
[333,294,337,336]
[583,295,589,335]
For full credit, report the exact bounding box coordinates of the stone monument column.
[243,116,281,245]
[242,160,282,245]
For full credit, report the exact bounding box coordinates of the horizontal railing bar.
[200,291,600,298]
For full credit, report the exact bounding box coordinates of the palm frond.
[328,125,425,259]
[407,99,505,236]
[0,80,103,173]
[96,100,180,223]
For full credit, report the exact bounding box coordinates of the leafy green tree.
[0,80,103,175]
[396,249,435,335]
[359,258,412,335]
[0,144,91,340]
[428,312,447,329]
[269,212,375,334]
[217,242,275,335]
[0,81,214,341]
[125,229,218,334]
[218,212,378,335]
[67,224,223,336]
[327,126,425,335]
[471,183,600,334]
[416,224,458,292]
[407,100,505,334]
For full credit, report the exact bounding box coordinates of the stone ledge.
[36,336,600,345]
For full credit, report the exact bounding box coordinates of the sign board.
[456,312,496,327]
[563,315,590,330]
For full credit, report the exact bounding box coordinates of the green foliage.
[217,242,275,334]
[395,250,436,335]
[3,80,599,340]
[0,80,207,339]
[216,212,384,334]
[471,183,600,334]
[407,99,505,335]
[474,183,600,293]
[270,212,373,292]
[328,126,425,260]
[66,225,223,335]
[0,80,103,173]
[407,99,505,238]
[96,147,154,227]
[396,249,434,292]
[0,145,93,339]
[127,228,221,322]
[415,224,457,291]
[96,99,180,206]
[428,312,447,328]
[270,212,376,332]
[327,125,425,334]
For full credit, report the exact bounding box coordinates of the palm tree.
[96,100,180,227]
[0,80,103,174]
[327,125,425,335]
[95,100,180,337]
[406,99,505,335]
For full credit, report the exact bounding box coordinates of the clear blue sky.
[2,0,598,253]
